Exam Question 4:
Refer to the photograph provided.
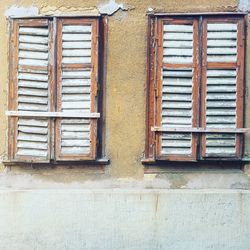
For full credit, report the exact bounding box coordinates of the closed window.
[7,17,105,163]
[145,14,247,162]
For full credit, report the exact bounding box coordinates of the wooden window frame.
[144,13,248,163]
[7,16,108,164]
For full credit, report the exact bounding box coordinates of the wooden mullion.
[89,18,99,159]
[145,16,156,159]
[55,18,63,161]
[96,15,108,159]
[8,19,15,160]
[191,18,199,160]
[235,18,245,158]
[200,18,207,158]
[11,20,20,161]
[48,19,55,161]
[155,18,163,159]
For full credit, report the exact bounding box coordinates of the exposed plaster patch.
[113,9,128,21]
[98,0,127,15]
[5,5,39,17]
[40,5,99,16]
[238,0,250,11]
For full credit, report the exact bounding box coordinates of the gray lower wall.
[0,189,250,250]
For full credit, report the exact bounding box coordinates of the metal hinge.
[151,36,158,48]
[97,83,101,92]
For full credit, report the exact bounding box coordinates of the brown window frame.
[7,16,108,164]
[145,13,247,163]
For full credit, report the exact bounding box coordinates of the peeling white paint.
[98,0,127,15]
[5,5,39,17]
[238,0,250,11]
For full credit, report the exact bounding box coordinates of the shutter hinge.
[154,85,159,97]
[151,36,158,48]
[97,83,101,92]
[202,49,207,67]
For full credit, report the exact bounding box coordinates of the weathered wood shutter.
[9,19,53,162]
[55,18,99,160]
[156,19,199,160]
[201,18,244,158]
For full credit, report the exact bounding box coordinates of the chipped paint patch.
[98,0,127,15]
[238,0,250,11]
[5,5,39,17]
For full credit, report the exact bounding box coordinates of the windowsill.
[3,158,110,167]
[141,158,249,174]
[142,158,250,164]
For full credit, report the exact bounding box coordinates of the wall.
[0,0,249,179]
[0,1,250,249]
[1,189,250,250]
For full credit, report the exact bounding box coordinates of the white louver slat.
[57,21,97,160]
[62,25,92,65]
[204,21,240,157]
[15,24,50,161]
[161,23,194,157]
[205,69,237,156]
[60,69,91,155]
[207,23,237,63]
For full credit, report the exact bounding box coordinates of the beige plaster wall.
[0,0,248,180]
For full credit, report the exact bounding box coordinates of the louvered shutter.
[201,19,244,158]
[56,18,98,160]
[9,19,52,162]
[156,19,199,160]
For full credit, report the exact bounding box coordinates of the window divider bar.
[152,126,249,134]
[6,111,100,118]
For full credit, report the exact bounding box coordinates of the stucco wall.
[0,189,250,250]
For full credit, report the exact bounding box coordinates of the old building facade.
[0,0,250,249]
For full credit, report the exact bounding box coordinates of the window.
[145,14,247,162]
[7,17,106,163]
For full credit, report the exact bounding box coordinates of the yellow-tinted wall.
[0,0,249,180]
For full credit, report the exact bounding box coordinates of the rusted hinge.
[97,83,101,92]
[151,36,158,48]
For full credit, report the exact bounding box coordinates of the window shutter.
[156,19,199,160]
[201,19,244,158]
[9,20,52,162]
[55,18,99,160]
